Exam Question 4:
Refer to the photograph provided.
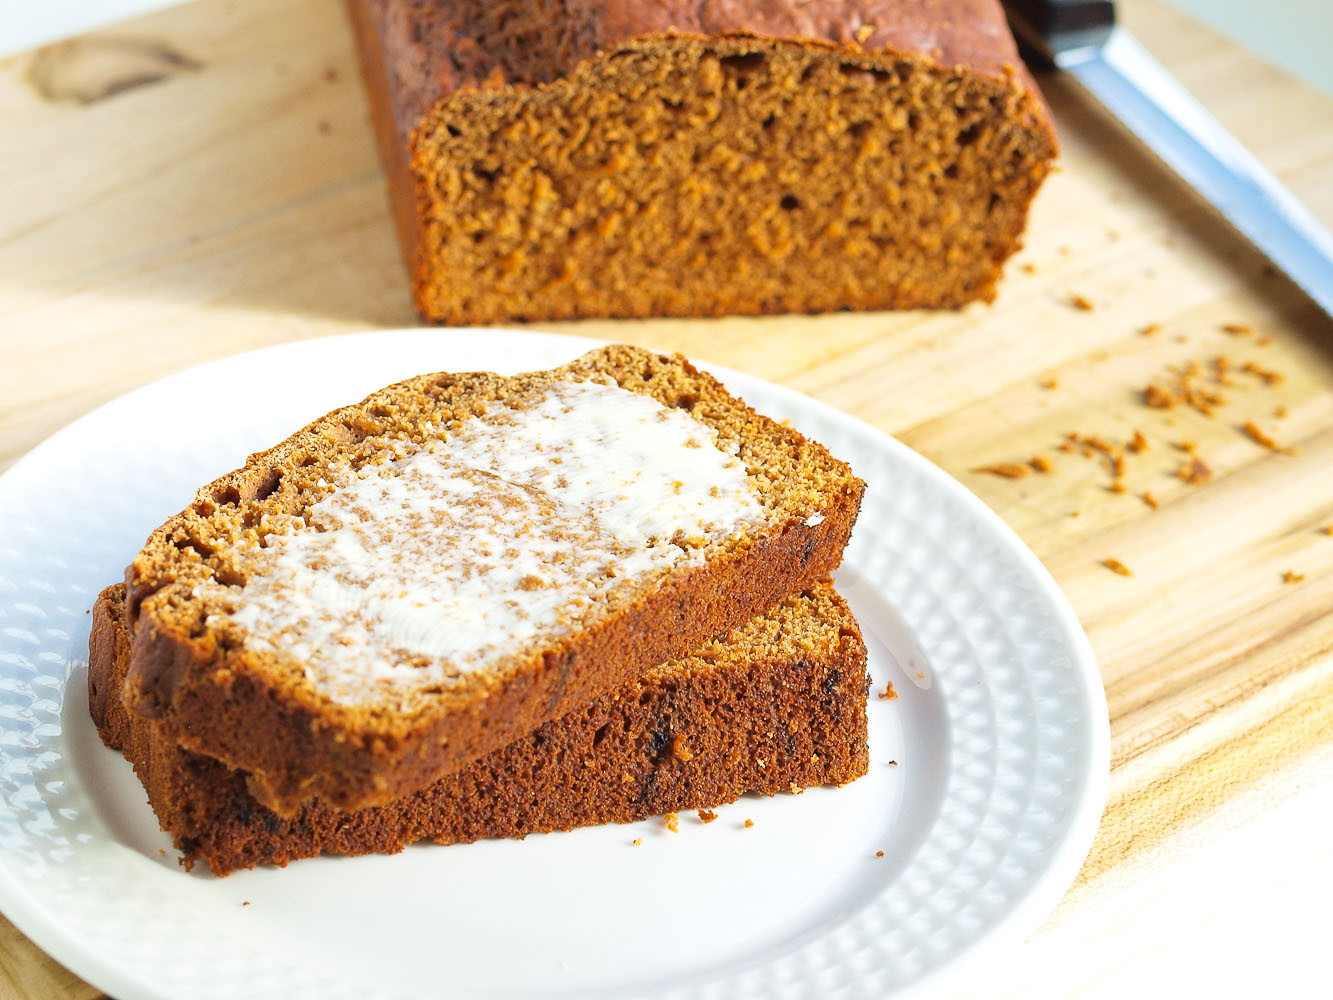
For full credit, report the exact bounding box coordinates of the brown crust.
[347,0,1056,322]
[123,345,864,814]
[92,583,870,876]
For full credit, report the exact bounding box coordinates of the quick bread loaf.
[92,582,870,875]
[123,345,864,815]
[348,0,1056,323]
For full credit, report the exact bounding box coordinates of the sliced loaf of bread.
[349,0,1056,322]
[93,582,869,875]
[124,345,863,814]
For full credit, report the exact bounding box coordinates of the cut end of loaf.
[402,35,1055,323]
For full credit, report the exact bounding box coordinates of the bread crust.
[93,583,870,876]
[123,345,864,814]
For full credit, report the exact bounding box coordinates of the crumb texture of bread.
[92,582,870,876]
[348,0,1056,323]
[123,345,864,815]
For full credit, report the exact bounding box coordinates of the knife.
[1003,0,1333,318]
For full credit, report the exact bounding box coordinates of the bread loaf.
[348,0,1056,322]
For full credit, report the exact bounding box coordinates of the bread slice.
[124,345,863,814]
[93,582,869,875]
[348,0,1055,323]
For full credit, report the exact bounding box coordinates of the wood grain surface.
[0,0,1331,995]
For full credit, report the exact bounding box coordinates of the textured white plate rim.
[0,328,1109,999]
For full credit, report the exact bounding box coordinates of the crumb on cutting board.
[1242,421,1298,455]
[1177,456,1213,485]
[1241,360,1284,386]
[1102,558,1133,576]
[974,462,1030,479]
[1282,570,1305,584]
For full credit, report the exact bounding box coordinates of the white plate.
[0,330,1107,1000]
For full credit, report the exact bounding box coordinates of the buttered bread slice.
[124,345,864,814]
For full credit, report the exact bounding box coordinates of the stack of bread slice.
[89,345,868,874]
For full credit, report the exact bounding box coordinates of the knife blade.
[1004,0,1333,318]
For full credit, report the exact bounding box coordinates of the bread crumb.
[1144,363,1228,415]
[1039,377,1059,390]
[1144,384,1175,409]
[1108,480,1126,494]
[1030,454,1055,473]
[1103,558,1133,576]
[1275,405,1289,419]
[1177,456,1212,485]
[1127,430,1149,453]
[789,782,804,795]
[877,680,898,700]
[1069,293,1095,311]
[242,901,251,907]
[1140,322,1162,337]
[974,462,1030,479]
[1141,491,1159,510]
[1257,335,1272,346]
[1022,262,1037,274]
[1282,570,1305,584]
[855,23,874,42]
[697,809,717,824]
[875,851,885,858]
[1214,355,1234,385]
[632,837,643,845]
[1241,361,1284,386]
[1324,526,1333,536]
[1241,420,1298,455]
[665,812,679,833]
[671,735,694,762]
[1221,322,1252,337]
[744,818,755,828]
[889,760,899,766]
[1070,510,1081,518]
[1176,440,1198,453]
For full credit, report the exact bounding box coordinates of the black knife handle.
[1003,0,1116,66]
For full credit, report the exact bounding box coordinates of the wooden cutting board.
[0,0,1331,995]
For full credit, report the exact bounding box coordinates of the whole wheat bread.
[124,345,863,814]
